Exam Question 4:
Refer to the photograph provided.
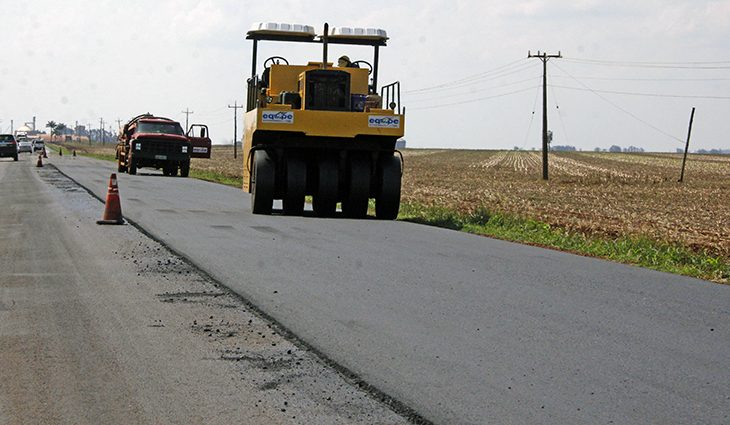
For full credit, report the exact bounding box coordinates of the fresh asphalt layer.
[46,154,729,425]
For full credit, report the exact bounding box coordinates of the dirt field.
[56,142,730,260]
[401,149,730,260]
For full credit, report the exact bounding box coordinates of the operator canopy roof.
[247,22,388,44]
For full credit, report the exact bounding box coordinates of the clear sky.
[2,0,729,152]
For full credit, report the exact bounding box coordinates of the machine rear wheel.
[312,156,338,218]
[128,157,137,175]
[342,155,370,218]
[375,155,401,220]
[251,150,275,215]
[283,157,306,215]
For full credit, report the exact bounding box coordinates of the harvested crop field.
[401,149,730,260]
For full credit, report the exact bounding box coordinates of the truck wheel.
[14,154,18,161]
[283,157,305,215]
[251,150,274,215]
[180,160,190,178]
[129,158,137,175]
[165,163,178,177]
[375,155,401,220]
[342,154,370,218]
[313,156,338,218]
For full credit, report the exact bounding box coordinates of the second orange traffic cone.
[96,173,124,225]
[36,154,43,168]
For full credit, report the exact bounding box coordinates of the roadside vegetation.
[49,142,730,283]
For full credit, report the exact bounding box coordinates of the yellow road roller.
[242,22,404,219]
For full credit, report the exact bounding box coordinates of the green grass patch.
[189,170,242,187]
[398,203,730,284]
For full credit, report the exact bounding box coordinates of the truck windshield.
[137,122,184,135]
[0,135,14,141]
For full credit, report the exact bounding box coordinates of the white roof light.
[329,27,388,40]
[248,22,315,37]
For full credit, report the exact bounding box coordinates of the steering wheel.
[351,60,373,75]
[264,56,289,68]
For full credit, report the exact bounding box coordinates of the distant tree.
[551,145,577,152]
[53,123,67,138]
[594,147,601,152]
[676,148,683,153]
[45,121,57,141]
[609,145,622,153]
[513,146,520,151]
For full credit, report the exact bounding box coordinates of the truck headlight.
[182,146,188,153]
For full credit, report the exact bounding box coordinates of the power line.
[549,80,570,147]
[551,75,730,82]
[550,84,730,99]
[408,86,539,111]
[404,59,530,94]
[563,57,730,65]
[552,62,684,144]
[562,58,730,70]
[522,85,541,149]
[406,76,540,104]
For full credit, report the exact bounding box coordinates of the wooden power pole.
[678,107,696,183]
[228,101,243,159]
[528,50,561,180]
[181,108,194,132]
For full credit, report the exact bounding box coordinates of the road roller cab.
[242,22,405,219]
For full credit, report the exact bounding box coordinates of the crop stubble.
[402,150,730,260]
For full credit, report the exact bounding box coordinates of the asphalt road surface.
[0,154,409,424]
[8,152,730,424]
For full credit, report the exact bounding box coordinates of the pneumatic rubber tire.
[375,155,401,220]
[342,154,370,218]
[312,156,338,218]
[251,150,275,215]
[128,158,137,175]
[283,157,306,216]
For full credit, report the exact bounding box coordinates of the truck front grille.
[139,139,184,155]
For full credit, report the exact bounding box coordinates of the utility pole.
[228,101,243,158]
[181,108,194,132]
[10,119,13,134]
[528,50,561,180]
[116,118,122,132]
[99,118,104,144]
[75,120,79,142]
[88,123,92,145]
[678,107,696,183]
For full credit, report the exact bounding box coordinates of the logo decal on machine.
[368,116,401,128]
[192,147,208,153]
[262,111,294,124]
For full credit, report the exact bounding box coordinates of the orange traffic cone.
[96,173,124,225]
[59,147,63,156]
[42,147,48,158]
[36,154,43,168]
